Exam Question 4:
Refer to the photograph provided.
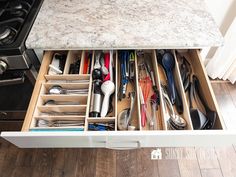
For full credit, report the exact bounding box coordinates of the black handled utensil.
[189,75,216,129]
[162,52,176,104]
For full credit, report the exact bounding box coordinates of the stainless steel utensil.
[94,52,101,69]
[48,85,88,95]
[118,92,135,130]
[40,111,86,116]
[150,94,158,130]
[100,53,109,75]
[161,85,186,130]
[37,119,84,127]
[44,100,80,105]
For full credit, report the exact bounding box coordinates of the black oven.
[0,0,43,131]
[0,70,34,131]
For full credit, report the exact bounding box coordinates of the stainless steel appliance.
[0,0,43,130]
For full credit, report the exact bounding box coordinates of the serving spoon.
[162,52,176,104]
[161,85,186,130]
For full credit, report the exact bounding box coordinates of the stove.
[0,0,44,131]
[0,0,43,69]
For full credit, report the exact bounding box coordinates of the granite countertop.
[26,0,223,49]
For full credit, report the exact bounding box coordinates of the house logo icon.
[151,148,162,160]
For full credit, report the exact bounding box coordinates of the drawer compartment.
[1,49,235,148]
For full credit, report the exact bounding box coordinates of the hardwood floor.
[0,83,236,177]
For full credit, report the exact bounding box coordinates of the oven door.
[0,70,34,131]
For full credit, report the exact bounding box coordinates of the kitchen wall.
[202,0,236,60]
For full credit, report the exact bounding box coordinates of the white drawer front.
[2,131,236,148]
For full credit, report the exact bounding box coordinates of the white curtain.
[206,17,236,84]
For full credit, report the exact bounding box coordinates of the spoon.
[48,85,88,95]
[161,85,186,130]
[162,52,176,104]
[44,100,80,105]
[118,92,135,130]
[100,80,115,117]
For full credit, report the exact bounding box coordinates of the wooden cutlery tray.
[26,50,224,132]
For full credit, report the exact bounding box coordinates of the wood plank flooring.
[0,83,236,177]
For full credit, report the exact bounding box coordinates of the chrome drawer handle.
[0,76,24,86]
[95,140,141,150]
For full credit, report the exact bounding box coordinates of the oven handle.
[0,76,25,86]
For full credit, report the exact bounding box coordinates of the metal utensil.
[94,52,101,69]
[100,52,109,75]
[161,85,187,130]
[48,85,88,95]
[150,94,158,130]
[44,100,80,105]
[118,92,135,130]
[37,119,84,127]
[40,111,86,116]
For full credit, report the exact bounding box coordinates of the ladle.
[118,92,135,130]
[48,85,88,95]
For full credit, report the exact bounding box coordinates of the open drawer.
[1,49,236,148]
